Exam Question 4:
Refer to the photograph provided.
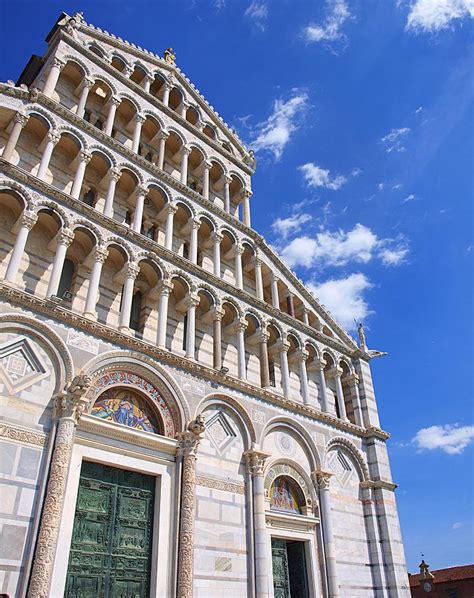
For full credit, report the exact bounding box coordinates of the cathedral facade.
[0,12,409,598]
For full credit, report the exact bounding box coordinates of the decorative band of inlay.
[196,475,246,495]
[0,422,47,447]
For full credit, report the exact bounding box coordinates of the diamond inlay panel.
[0,338,48,393]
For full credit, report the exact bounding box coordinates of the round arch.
[325,437,370,481]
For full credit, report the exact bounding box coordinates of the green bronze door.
[272,539,291,598]
[65,461,155,598]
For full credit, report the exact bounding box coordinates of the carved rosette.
[28,378,91,597]
[176,416,205,598]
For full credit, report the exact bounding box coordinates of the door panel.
[272,539,291,598]
[65,461,155,598]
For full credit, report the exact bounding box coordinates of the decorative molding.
[0,281,389,440]
[196,475,245,495]
[0,422,48,447]
[360,479,398,492]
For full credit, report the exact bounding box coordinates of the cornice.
[0,85,359,354]
[0,159,357,358]
[60,30,253,174]
[360,479,397,492]
[0,282,388,441]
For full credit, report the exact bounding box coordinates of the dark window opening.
[269,357,276,387]
[182,314,188,351]
[57,258,75,300]
[182,242,190,260]
[82,189,95,206]
[130,291,142,332]
[125,210,132,226]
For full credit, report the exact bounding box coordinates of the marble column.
[317,360,330,413]
[332,368,348,420]
[212,307,224,369]
[71,150,92,200]
[162,82,172,106]
[302,307,310,326]
[37,131,61,181]
[180,145,192,185]
[234,244,244,290]
[242,189,252,226]
[270,275,280,309]
[297,349,310,405]
[2,112,29,162]
[43,57,65,98]
[132,185,148,233]
[104,96,121,136]
[185,294,200,359]
[253,256,264,301]
[164,204,177,250]
[223,175,232,213]
[244,449,271,598]
[279,341,291,398]
[157,279,174,348]
[360,482,388,596]
[46,228,75,297]
[142,73,154,93]
[286,291,295,317]
[236,318,248,380]
[258,330,271,388]
[189,218,201,264]
[75,77,94,118]
[202,160,212,200]
[103,167,121,217]
[28,375,92,598]
[212,232,222,277]
[118,263,140,332]
[83,246,108,318]
[176,416,206,598]
[4,210,37,283]
[179,101,189,119]
[313,471,339,598]
[132,113,146,153]
[157,130,169,170]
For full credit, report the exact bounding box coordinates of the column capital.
[258,329,270,344]
[210,306,225,321]
[317,358,327,371]
[236,317,248,332]
[58,228,75,247]
[180,100,191,110]
[144,73,155,84]
[203,159,213,170]
[343,372,359,384]
[327,366,343,379]
[51,57,66,70]
[79,150,92,164]
[276,339,290,353]
[177,415,206,457]
[166,203,178,215]
[109,167,122,182]
[158,278,174,296]
[136,184,149,197]
[13,112,29,127]
[189,217,201,231]
[20,210,38,230]
[83,76,95,89]
[124,262,140,280]
[124,65,134,77]
[223,174,233,185]
[295,349,309,362]
[233,243,245,256]
[251,254,263,268]
[180,144,192,156]
[110,95,122,107]
[134,112,146,124]
[242,188,252,200]
[93,246,109,264]
[56,373,93,421]
[163,81,173,92]
[186,292,201,309]
[311,470,333,491]
[47,130,61,145]
[211,231,223,244]
[244,449,270,476]
[158,129,170,140]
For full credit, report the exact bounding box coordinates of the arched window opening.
[82,188,96,206]
[130,291,143,332]
[91,387,162,434]
[145,225,157,240]
[57,258,75,300]
[269,357,276,387]
[270,476,304,514]
[125,210,132,226]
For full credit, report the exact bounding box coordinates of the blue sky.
[1,0,473,573]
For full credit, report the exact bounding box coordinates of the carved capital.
[124,262,140,280]
[211,231,223,244]
[135,112,146,124]
[14,112,29,127]
[190,217,201,231]
[20,210,38,230]
[236,318,248,333]
[177,415,206,457]
[166,203,178,216]
[296,349,309,363]
[180,145,192,156]
[79,150,92,164]
[93,246,109,264]
[47,130,61,146]
[312,470,333,491]
[258,329,270,344]
[158,130,170,141]
[109,167,122,182]
[244,449,270,476]
[58,228,75,247]
[158,278,174,296]
[52,57,66,70]
[83,76,95,89]
[242,188,252,200]
[110,95,122,107]
[211,306,225,322]
[203,159,213,170]
[136,184,149,197]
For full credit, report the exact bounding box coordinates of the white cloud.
[405,0,474,32]
[452,522,462,529]
[309,273,374,329]
[279,223,409,269]
[299,163,347,190]
[381,127,411,153]
[271,213,312,239]
[245,1,268,29]
[413,424,474,454]
[304,0,352,43]
[403,193,417,202]
[251,92,309,160]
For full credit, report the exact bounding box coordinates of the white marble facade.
[0,11,410,598]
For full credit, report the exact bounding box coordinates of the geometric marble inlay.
[328,450,353,487]
[206,411,236,453]
[0,337,48,393]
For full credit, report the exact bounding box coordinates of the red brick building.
[409,562,474,598]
